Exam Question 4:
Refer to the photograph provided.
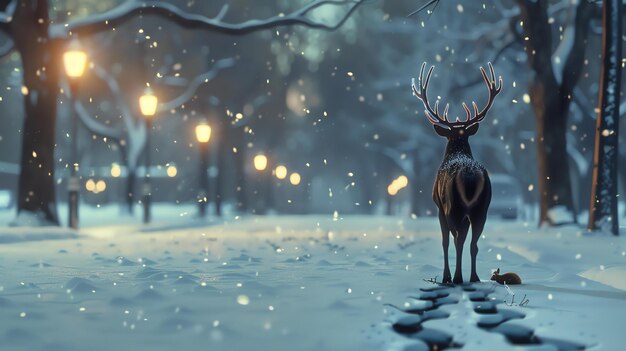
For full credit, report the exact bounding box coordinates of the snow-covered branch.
[51,0,367,38]
[158,57,235,112]
[73,100,124,142]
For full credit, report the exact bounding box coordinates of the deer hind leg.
[438,210,452,284]
[452,217,470,285]
[469,214,487,283]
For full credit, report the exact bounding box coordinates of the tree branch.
[560,0,593,99]
[0,0,14,35]
[73,99,124,141]
[515,0,557,88]
[51,0,367,38]
[158,57,235,112]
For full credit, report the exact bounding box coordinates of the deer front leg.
[438,211,452,284]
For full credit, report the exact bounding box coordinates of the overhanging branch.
[158,57,235,112]
[51,0,367,38]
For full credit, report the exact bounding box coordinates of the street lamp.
[253,154,268,171]
[289,172,301,186]
[63,40,87,229]
[274,165,288,180]
[139,87,158,223]
[195,122,212,217]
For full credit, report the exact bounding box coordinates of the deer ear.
[496,268,500,274]
[433,124,451,137]
[465,123,479,136]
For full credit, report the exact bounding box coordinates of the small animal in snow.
[490,268,522,285]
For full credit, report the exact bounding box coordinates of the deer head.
[412,62,502,139]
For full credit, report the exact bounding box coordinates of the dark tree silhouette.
[514,0,592,226]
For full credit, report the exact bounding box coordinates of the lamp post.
[139,87,158,223]
[63,40,87,229]
[252,154,269,214]
[195,122,212,217]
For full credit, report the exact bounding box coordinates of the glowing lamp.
[111,164,121,178]
[95,180,106,193]
[275,165,288,180]
[63,44,87,79]
[387,183,399,196]
[195,123,212,143]
[396,175,408,188]
[85,179,95,192]
[254,154,268,171]
[139,89,158,117]
[166,165,178,177]
[289,172,301,186]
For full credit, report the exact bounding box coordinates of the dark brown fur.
[412,62,502,285]
[490,268,522,285]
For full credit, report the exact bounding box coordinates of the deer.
[412,62,502,284]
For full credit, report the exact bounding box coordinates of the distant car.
[489,174,522,220]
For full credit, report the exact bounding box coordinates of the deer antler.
[412,63,451,126]
[461,63,502,124]
[412,62,502,128]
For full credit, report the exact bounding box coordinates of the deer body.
[434,139,491,284]
[412,63,502,284]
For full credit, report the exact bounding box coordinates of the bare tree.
[0,0,366,225]
[588,0,621,235]
[412,0,596,226]
[515,0,593,226]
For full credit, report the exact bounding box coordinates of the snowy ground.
[0,207,625,351]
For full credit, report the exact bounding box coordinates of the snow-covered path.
[0,215,625,351]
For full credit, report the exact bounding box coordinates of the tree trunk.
[410,157,421,216]
[531,90,577,225]
[516,0,591,226]
[215,141,225,217]
[126,169,136,214]
[11,0,60,225]
[233,132,248,213]
[588,0,621,235]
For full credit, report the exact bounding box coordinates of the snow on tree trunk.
[588,0,621,235]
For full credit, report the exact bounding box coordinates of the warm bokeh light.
[95,180,106,193]
[396,175,408,188]
[289,172,301,186]
[110,163,121,178]
[85,179,95,192]
[166,165,178,177]
[139,89,158,117]
[275,165,287,179]
[195,123,212,143]
[387,183,399,196]
[254,154,268,171]
[387,175,408,196]
[63,48,87,78]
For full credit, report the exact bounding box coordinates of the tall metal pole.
[198,142,209,217]
[143,118,152,224]
[68,80,79,229]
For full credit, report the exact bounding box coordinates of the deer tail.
[455,171,485,208]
